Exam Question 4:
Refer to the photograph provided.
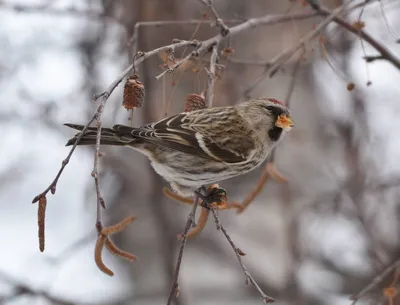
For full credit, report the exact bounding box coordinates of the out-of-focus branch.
[166,196,200,305]
[155,50,199,80]
[196,0,229,36]
[266,1,369,77]
[284,51,304,105]
[350,257,400,304]
[210,208,275,303]
[0,3,116,22]
[0,270,74,305]
[226,57,274,66]
[309,4,400,71]
[244,0,382,97]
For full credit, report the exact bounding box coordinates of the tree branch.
[312,4,400,71]
[166,195,200,305]
[196,0,229,36]
[350,257,400,304]
[210,208,275,303]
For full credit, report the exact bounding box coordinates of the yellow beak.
[275,114,294,130]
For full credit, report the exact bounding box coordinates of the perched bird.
[65,98,294,196]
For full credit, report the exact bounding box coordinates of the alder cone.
[346,82,355,91]
[123,75,145,110]
[184,93,206,112]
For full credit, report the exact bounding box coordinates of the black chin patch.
[268,126,283,141]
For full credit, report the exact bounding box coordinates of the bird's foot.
[195,185,227,210]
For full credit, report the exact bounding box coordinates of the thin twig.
[210,208,275,303]
[196,0,229,36]
[284,50,303,109]
[226,57,274,66]
[32,110,97,203]
[178,207,210,240]
[350,258,400,304]
[378,0,399,43]
[305,0,321,11]
[268,51,303,163]
[92,93,108,230]
[155,51,199,80]
[166,195,200,305]
[162,18,204,117]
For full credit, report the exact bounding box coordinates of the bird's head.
[239,98,294,143]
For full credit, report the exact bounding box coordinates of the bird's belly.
[148,148,263,189]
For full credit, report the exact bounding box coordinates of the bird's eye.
[264,105,283,116]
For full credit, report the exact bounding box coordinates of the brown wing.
[113,107,256,163]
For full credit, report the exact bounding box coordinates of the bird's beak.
[275,114,295,130]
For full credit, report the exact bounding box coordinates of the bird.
[65,98,294,197]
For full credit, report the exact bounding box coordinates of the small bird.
[65,98,294,196]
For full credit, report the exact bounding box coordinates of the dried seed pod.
[123,74,145,110]
[352,20,365,31]
[221,47,235,58]
[184,93,206,112]
[38,196,47,252]
[94,234,114,276]
[104,237,137,261]
[347,82,355,91]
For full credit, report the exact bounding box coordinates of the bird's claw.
[195,186,227,209]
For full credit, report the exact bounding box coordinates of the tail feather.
[64,123,132,147]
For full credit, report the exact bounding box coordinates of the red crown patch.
[267,98,285,106]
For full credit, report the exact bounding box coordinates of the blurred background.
[1,0,400,304]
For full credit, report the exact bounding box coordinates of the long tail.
[64,123,133,147]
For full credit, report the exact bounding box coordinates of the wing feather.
[113,108,256,163]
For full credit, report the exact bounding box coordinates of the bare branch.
[284,50,304,105]
[311,4,400,71]
[350,258,400,304]
[266,0,369,77]
[93,95,108,230]
[196,0,229,36]
[210,209,275,303]
[155,49,200,80]
[166,195,200,305]
[32,114,97,203]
